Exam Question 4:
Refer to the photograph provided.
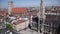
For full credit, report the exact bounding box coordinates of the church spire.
[8,0,13,15]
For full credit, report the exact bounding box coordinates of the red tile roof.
[0,11,6,16]
[13,20,27,25]
[11,8,27,13]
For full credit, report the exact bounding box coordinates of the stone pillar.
[31,15,33,26]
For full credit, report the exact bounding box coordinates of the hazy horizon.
[0,0,60,8]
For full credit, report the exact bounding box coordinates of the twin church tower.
[8,0,13,15]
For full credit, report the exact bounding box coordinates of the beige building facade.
[12,19,29,32]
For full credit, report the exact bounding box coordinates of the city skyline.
[0,0,60,8]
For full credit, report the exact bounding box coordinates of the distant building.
[12,18,29,32]
[0,0,60,34]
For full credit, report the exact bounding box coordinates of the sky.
[0,0,60,8]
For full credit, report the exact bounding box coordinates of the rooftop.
[13,19,27,25]
[11,8,27,13]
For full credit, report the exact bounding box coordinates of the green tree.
[6,24,13,30]
[0,22,2,26]
[0,24,1,26]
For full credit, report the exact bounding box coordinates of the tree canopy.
[6,24,13,30]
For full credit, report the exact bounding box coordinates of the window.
[44,26,49,31]
[32,16,38,22]
[43,32,48,34]
[40,29,42,33]
[40,20,42,24]
[49,23,51,26]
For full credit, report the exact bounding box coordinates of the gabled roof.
[13,20,27,25]
[11,8,27,13]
